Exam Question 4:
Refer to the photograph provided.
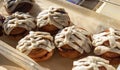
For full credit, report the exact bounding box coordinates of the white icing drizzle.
[4,0,34,13]
[92,28,120,55]
[37,7,71,29]
[3,12,36,35]
[55,26,91,54]
[16,31,55,55]
[72,56,116,70]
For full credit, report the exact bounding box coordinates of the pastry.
[55,25,92,59]
[3,12,36,35]
[0,14,5,36]
[92,28,120,64]
[72,56,116,70]
[4,0,34,14]
[37,7,71,35]
[16,31,55,62]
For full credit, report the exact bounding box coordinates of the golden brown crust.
[7,27,27,40]
[39,24,59,35]
[28,49,48,58]
[102,51,120,58]
[101,56,120,65]
[5,27,28,41]
[31,50,54,62]
[10,27,26,35]
[99,66,107,70]
[58,50,81,59]
[100,45,120,64]
[58,44,81,59]
[101,36,118,57]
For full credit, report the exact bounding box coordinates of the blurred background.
[66,0,100,10]
[65,0,120,21]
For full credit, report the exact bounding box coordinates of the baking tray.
[0,0,120,70]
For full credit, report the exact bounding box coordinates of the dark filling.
[0,15,5,36]
[0,15,5,23]
[32,52,50,61]
[60,45,75,52]
[98,66,106,70]
[102,40,109,46]
[60,47,75,51]
[102,40,120,50]
[10,28,28,36]
[56,10,66,14]
[12,2,33,13]
[39,24,59,35]
[116,47,120,50]
[0,27,3,36]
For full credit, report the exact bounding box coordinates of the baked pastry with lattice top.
[55,25,92,58]
[72,56,116,70]
[92,28,120,64]
[37,7,72,35]
[16,31,55,62]
[3,12,36,35]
